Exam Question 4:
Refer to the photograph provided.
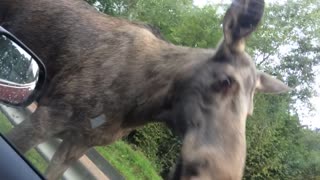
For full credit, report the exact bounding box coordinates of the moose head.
[162,0,291,179]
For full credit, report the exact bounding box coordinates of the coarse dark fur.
[0,0,290,179]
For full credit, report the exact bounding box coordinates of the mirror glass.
[0,34,39,104]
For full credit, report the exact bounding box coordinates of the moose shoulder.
[0,0,291,179]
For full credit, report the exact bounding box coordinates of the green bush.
[125,123,181,177]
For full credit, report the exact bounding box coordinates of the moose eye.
[211,76,234,92]
[219,78,232,88]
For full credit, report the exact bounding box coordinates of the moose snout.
[177,138,246,180]
[178,155,243,180]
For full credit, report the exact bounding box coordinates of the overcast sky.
[193,0,320,129]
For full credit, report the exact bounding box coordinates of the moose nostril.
[183,160,209,177]
[184,163,199,177]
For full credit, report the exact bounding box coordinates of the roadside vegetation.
[0,0,319,179]
[96,141,161,180]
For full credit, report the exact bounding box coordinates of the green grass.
[0,112,48,173]
[96,141,162,180]
[25,149,48,173]
[0,112,13,133]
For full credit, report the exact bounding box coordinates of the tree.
[248,0,320,106]
[243,1,320,178]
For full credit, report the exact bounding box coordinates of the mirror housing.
[0,26,46,106]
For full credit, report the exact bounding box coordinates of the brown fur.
[0,0,290,179]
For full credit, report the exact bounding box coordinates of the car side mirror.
[0,26,46,106]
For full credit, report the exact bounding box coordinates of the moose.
[0,0,290,179]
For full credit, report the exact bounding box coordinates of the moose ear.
[256,71,292,94]
[222,0,265,52]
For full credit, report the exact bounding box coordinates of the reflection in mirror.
[0,35,39,104]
